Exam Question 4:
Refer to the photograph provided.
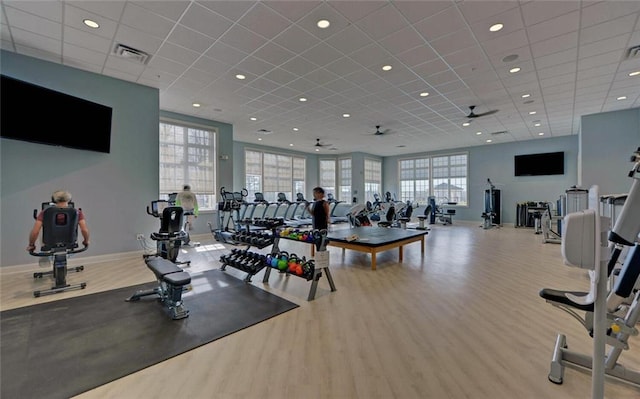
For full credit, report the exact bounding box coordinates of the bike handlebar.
[29,244,88,257]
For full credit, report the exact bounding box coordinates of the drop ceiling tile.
[11,27,61,55]
[167,24,214,54]
[395,45,439,68]
[131,1,190,22]
[238,2,292,40]
[157,42,201,66]
[104,54,147,75]
[262,67,297,85]
[579,34,631,60]
[63,25,112,53]
[348,43,390,69]
[537,61,577,80]
[301,41,343,67]
[579,14,638,45]
[120,2,176,38]
[296,2,351,40]
[578,51,625,71]
[181,2,234,39]
[521,1,580,27]
[4,1,63,22]
[304,67,340,85]
[191,55,231,76]
[581,1,640,28]
[481,28,529,55]
[533,47,577,70]
[378,26,426,56]
[530,31,578,58]
[444,45,488,68]
[355,3,412,40]
[4,6,61,39]
[279,56,317,75]
[205,41,249,66]
[412,58,450,78]
[526,11,580,44]
[413,5,467,40]
[63,42,107,67]
[252,42,295,67]
[66,1,125,21]
[114,24,164,55]
[197,1,256,22]
[273,24,320,54]
[327,0,386,23]
[264,1,321,22]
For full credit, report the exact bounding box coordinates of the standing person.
[27,190,90,252]
[306,187,331,230]
[175,184,199,229]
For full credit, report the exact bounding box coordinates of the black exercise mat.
[1,269,298,399]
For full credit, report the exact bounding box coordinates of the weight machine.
[481,178,501,229]
[539,148,640,398]
[143,200,191,267]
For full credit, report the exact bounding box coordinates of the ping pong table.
[326,227,428,270]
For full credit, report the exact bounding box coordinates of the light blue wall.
[383,136,579,224]
[580,108,640,195]
[1,51,159,266]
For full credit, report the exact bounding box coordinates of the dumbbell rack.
[263,232,337,301]
[219,218,283,282]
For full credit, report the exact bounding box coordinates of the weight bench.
[126,256,191,320]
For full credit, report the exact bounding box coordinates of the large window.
[338,158,352,202]
[399,153,468,206]
[364,158,381,203]
[319,158,352,203]
[244,149,305,202]
[159,121,216,209]
[319,159,336,197]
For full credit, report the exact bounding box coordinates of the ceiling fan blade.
[475,109,499,117]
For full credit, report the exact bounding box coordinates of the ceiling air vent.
[257,129,272,135]
[113,44,150,64]
[626,45,640,59]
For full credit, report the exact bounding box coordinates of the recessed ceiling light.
[462,122,470,127]
[629,71,640,77]
[250,117,257,121]
[522,94,531,98]
[299,97,307,102]
[192,103,201,108]
[235,74,246,80]
[317,19,330,29]
[382,65,392,71]
[83,19,99,29]
[289,143,294,147]
[529,111,537,115]
[258,137,262,141]
[315,148,320,152]
[538,132,545,136]
[486,139,493,143]
[476,131,482,135]
[509,67,521,73]
[617,96,627,100]
[419,92,429,97]
[343,113,350,118]
[534,123,541,127]
[489,23,503,32]
[292,127,299,131]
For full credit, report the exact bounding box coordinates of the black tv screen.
[0,75,112,153]
[514,151,564,176]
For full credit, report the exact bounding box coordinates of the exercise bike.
[29,202,88,297]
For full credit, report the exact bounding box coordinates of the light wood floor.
[3,222,640,399]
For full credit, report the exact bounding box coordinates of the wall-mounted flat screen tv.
[0,75,112,153]
[514,151,564,176]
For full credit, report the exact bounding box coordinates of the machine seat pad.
[163,271,191,286]
[146,258,183,277]
[398,217,410,222]
[539,288,594,312]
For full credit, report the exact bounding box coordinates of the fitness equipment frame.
[481,178,501,229]
[210,187,248,244]
[539,148,640,398]
[146,200,190,267]
[29,205,88,297]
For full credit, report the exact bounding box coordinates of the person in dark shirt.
[306,187,331,230]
